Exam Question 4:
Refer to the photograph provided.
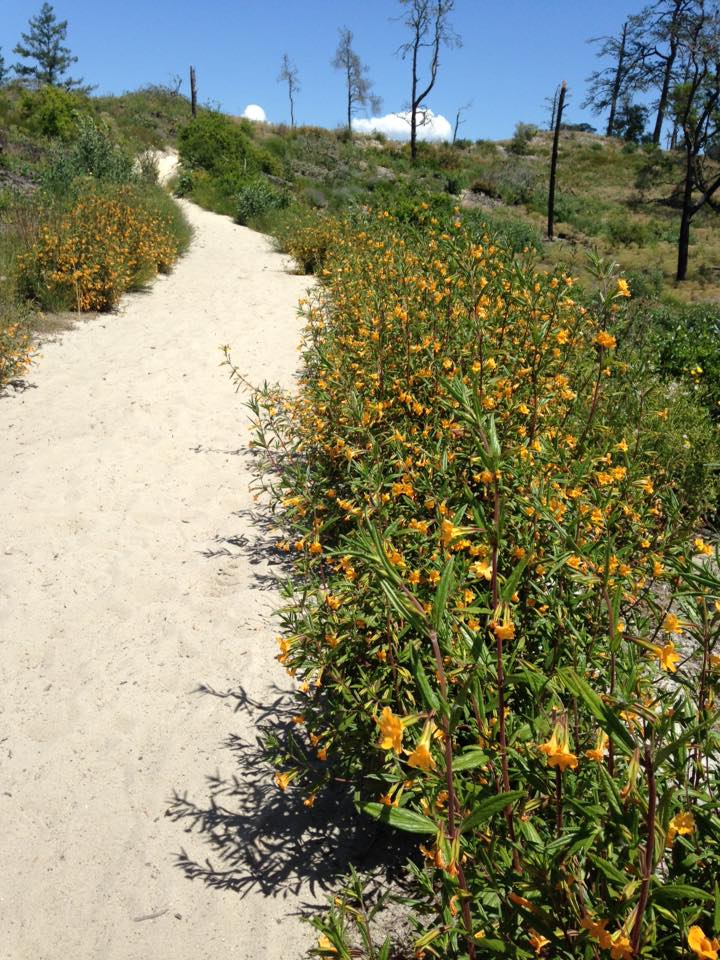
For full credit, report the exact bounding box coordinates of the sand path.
[0,200,317,958]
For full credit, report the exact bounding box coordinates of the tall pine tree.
[13,3,85,90]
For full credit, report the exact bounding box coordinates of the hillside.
[2,82,719,302]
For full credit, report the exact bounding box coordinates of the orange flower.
[595,330,617,349]
[529,929,550,955]
[377,707,404,753]
[538,715,578,772]
[667,810,695,844]
[406,720,437,772]
[652,641,681,673]
[688,927,720,960]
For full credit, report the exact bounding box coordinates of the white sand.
[0,201,318,958]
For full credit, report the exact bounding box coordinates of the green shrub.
[18,86,85,140]
[508,121,539,155]
[235,177,289,226]
[41,116,135,198]
[647,302,720,420]
[178,112,250,174]
[465,208,543,253]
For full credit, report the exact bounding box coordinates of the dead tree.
[547,81,568,240]
[278,53,300,128]
[398,0,459,162]
[189,65,197,117]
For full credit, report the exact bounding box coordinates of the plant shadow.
[167,683,414,906]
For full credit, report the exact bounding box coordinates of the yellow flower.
[662,612,683,634]
[688,926,720,960]
[667,810,695,844]
[377,707,404,753]
[274,771,292,791]
[440,519,460,548]
[595,330,617,349]
[616,277,631,297]
[652,641,681,673]
[581,917,612,950]
[491,619,515,641]
[317,934,338,954]
[470,560,493,581]
[529,929,550,955]
[695,537,714,557]
[609,932,634,959]
[538,715,578,772]
[406,742,436,772]
[584,731,609,763]
[406,720,437,772]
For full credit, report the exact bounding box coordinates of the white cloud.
[352,109,452,142]
[242,104,268,123]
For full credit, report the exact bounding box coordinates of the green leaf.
[500,556,528,602]
[461,790,524,833]
[412,651,440,713]
[431,557,455,630]
[453,748,489,771]
[651,883,714,905]
[358,801,437,835]
[714,882,720,931]
[588,855,627,887]
[474,939,507,955]
[558,667,635,756]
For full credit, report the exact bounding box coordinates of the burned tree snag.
[547,80,567,240]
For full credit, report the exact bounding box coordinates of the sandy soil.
[0,200,320,958]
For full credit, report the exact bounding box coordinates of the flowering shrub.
[0,309,33,387]
[242,204,720,959]
[17,185,187,312]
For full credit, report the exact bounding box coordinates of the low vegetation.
[240,200,720,959]
[0,85,190,388]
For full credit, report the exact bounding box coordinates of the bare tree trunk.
[548,81,567,240]
[653,54,675,144]
[607,21,627,137]
[189,65,197,117]
[549,86,559,131]
[410,41,419,162]
[676,153,695,280]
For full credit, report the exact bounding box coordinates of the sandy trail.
[0,201,318,958]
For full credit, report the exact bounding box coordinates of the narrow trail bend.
[0,200,317,959]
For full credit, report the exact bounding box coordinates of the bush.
[508,121,539,155]
[178,112,249,174]
[0,303,33,387]
[465,208,543,253]
[272,207,343,274]
[18,86,85,140]
[647,302,720,420]
[41,116,135,198]
[234,177,289,226]
[243,208,720,959]
[18,184,190,311]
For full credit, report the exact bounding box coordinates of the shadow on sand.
[167,683,413,907]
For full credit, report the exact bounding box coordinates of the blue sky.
[2,0,647,139]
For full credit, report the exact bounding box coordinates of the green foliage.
[17,183,190,312]
[178,112,248,174]
[18,85,83,139]
[464,208,543,253]
[508,121,539,156]
[243,207,720,958]
[13,1,85,89]
[234,176,289,226]
[0,300,33,387]
[648,302,720,420]
[40,115,134,198]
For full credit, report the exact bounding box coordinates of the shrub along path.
[0,199,315,958]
